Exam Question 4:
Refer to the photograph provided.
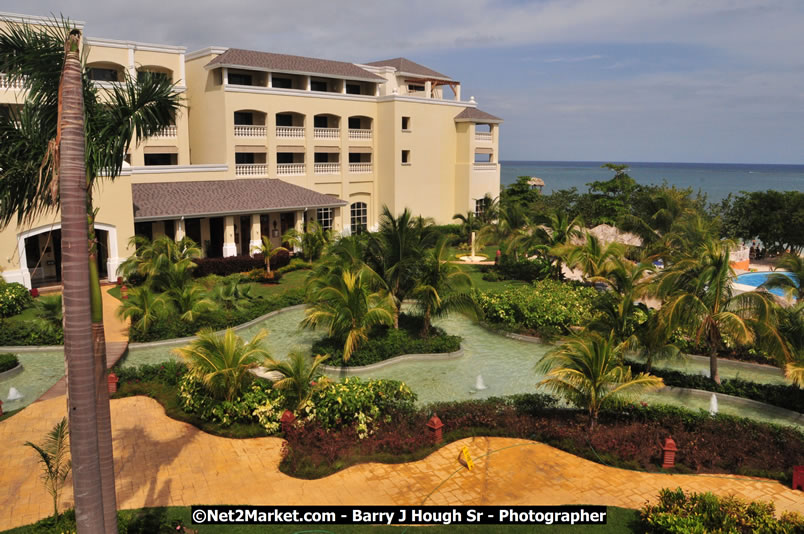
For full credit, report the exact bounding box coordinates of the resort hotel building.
[0,12,502,289]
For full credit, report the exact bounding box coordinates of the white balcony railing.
[234,125,266,137]
[473,162,497,171]
[276,126,304,139]
[475,131,493,142]
[348,129,372,140]
[0,74,26,89]
[349,162,372,173]
[313,127,339,139]
[235,164,267,177]
[277,163,306,176]
[314,162,340,174]
[152,125,177,138]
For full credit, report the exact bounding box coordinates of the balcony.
[235,164,267,177]
[0,74,26,89]
[314,162,340,174]
[276,126,305,139]
[234,125,266,137]
[313,127,340,140]
[152,125,177,138]
[348,129,372,141]
[349,163,372,174]
[277,163,306,176]
[473,162,497,171]
[475,131,493,142]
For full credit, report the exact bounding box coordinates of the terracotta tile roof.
[365,58,453,81]
[132,179,347,221]
[206,48,385,82]
[454,107,503,123]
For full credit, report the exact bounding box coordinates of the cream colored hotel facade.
[0,12,502,289]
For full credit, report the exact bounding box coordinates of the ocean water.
[501,161,804,202]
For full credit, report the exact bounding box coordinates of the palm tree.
[167,284,217,323]
[452,211,480,247]
[517,211,583,279]
[537,332,664,430]
[119,235,200,292]
[174,328,270,402]
[560,232,625,280]
[302,266,394,361]
[762,253,804,301]
[0,21,181,530]
[478,200,529,251]
[282,220,331,263]
[653,239,789,383]
[411,238,480,337]
[368,206,435,328]
[34,294,63,328]
[265,351,330,411]
[619,186,693,249]
[25,417,71,521]
[116,287,165,335]
[252,235,288,275]
[213,275,254,311]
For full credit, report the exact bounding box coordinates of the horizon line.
[499,159,804,167]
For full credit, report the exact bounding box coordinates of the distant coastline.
[499,161,804,202]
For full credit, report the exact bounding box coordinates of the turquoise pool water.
[735,271,797,297]
[0,350,64,412]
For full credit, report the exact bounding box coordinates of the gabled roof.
[206,48,385,82]
[132,179,347,221]
[454,107,503,124]
[365,57,453,81]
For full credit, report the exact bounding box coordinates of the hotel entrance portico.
[131,179,347,258]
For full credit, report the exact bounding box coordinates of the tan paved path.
[2,395,802,531]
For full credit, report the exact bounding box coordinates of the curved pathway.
[1,395,802,531]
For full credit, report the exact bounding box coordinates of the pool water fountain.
[709,393,718,416]
[459,231,486,263]
[474,374,488,391]
[7,387,23,401]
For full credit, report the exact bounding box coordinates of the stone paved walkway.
[2,395,802,531]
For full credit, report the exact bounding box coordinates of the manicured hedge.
[0,320,63,346]
[128,289,304,342]
[482,255,552,282]
[311,313,461,367]
[627,360,804,413]
[0,353,19,373]
[192,250,290,277]
[113,361,187,386]
[639,487,804,533]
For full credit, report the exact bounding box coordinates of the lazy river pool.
[734,271,798,298]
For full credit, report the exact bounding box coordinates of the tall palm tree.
[537,332,664,430]
[411,238,480,337]
[25,417,71,521]
[0,20,181,530]
[653,239,789,383]
[50,27,107,532]
[302,266,394,361]
[514,211,583,279]
[265,351,330,411]
[478,201,528,254]
[119,235,200,292]
[252,235,288,274]
[762,253,804,301]
[174,328,270,402]
[560,232,625,280]
[452,211,480,247]
[282,220,331,263]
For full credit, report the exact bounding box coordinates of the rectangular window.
[314,116,328,128]
[408,84,425,93]
[401,116,410,130]
[348,117,361,129]
[144,153,177,166]
[235,153,255,164]
[311,80,328,92]
[137,70,169,83]
[475,199,486,218]
[228,72,253,86]
[272,77,292,89]
[401,150,410,164]
[350,202,368,233]
[276,114,293,127]
[276,153,294,164]
[88,68,118,82]
[317,208,334,231]
[314,153,330,163]
[234,112,253,125]
[346,83,361,94]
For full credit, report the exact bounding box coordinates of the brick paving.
[2,395,802,531]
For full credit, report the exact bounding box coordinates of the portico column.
[175,218,186,241]
[425,81,432,99]
[222,215,237,257]
[249,214,262,255]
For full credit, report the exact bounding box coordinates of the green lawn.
[453,263,528,292]
[1,506,640,533]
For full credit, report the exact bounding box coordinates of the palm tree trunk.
[421,307,431,338]
[60,29,106,533]
[710,347,720,384]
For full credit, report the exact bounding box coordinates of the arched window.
[350,202,368,233]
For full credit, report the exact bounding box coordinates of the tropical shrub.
[474,280,600,335]
[491,255,552,282]
[24,418,71,521]
[0,352,19,372]
[34,294,62,327]
[639,487,804,533]
[265,351,330,411]
[0,281,33,317]
[0,320,63,345]
[276,258,312,275]
[311,314,461,367]
[113,361,188,386]
[192,250,290,277]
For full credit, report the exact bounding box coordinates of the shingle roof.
[206,49,385,82]
[454,107,503,123]
[364,58,453,81]
[132,179,347,221]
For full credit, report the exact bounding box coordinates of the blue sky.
[3,0,804,164]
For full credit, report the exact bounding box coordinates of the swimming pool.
[734,271,798,297]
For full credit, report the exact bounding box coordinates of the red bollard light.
[117,276,123,286]
[793,466,804,491]
[661,437,678,469]
[30,288,39,298]
[107,372,119,394]
[427,413,444,444]
[121,285,128,299]
[0,399,3,416]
